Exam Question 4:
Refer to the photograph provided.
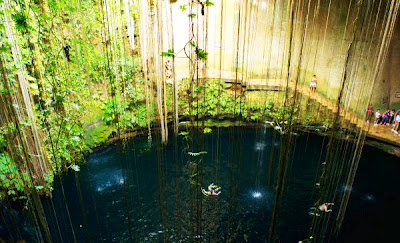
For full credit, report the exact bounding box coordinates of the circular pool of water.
[1,127,399,242]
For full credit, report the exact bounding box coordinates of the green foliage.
[161,49,175,57]
[0,135,6,149]
[179,131,189,136]
[124,82,145,108]
[11,12,30,32]
[69,164,80,172]
[204,0,215,6]
[0,0,147,197]
[203,127,212,134]
[34,185,44,191]
[0,153,30,200]
[102,98,125,125]
[101,95,146,130]
[0,87,13,95]
[188,13,197,18]
[265,99,274,111]
[180,5,187,11]
[270,106,289,121]
[133,104,148,127]
[195,48,208,61]
[44,173,54,191]
[184,79,241,116]
[84,122,114,148]
[190,42,208,60]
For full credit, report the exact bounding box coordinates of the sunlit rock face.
[168,0,396,114]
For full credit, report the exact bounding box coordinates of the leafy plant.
[180,5,187,11]
[179,131,189,136]
[203,127,212,134]
[44,173,54,191]
[69,164,80,172]
[195,47,208,60]
[204,0,214,6]
[0,153,30,200]
[11,12,30,32]
[190,42,208,60]
[161,49,175,57]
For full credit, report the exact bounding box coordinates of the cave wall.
[379,17,400,111]
[169,0,398,115]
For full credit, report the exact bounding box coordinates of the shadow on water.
[1,127,399,242]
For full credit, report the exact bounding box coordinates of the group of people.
[371,107,400,135]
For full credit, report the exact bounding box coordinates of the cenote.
[1,126,399,242]
[1,0,400,242]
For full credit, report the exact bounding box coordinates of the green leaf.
[195,48,208,60]
[179,5,187,11]
[203,127,212,134]
[188,13,196,18]
[66,6,76,12]
[7,190,16,195]
[70,164,80,171]
[179,131,189,136]
[11,12,29,32]
[34,185,44,190]
[205,0,214,6]
[161,49,175,57]
[30,4,40,12]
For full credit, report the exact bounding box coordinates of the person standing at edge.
[310,74,317,93]
[365,104,373,123]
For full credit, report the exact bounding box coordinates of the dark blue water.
[1,127,399,242]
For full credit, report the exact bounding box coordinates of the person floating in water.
[202,183,221,196]
[309,202,334,216]
[319,202,334,212]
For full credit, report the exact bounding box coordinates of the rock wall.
[170,0,398,115]
[379,17,400,111]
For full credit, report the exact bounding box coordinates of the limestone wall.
[169,0,398,115]
[379,17,400,111]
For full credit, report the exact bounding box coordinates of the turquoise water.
[1,127,399,242]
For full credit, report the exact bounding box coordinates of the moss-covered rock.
[84,121,114,148]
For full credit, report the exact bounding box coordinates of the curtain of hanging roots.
[2,0,400,242]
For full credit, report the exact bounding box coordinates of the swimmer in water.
[202,183,221,196]
[319,203,334,212]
